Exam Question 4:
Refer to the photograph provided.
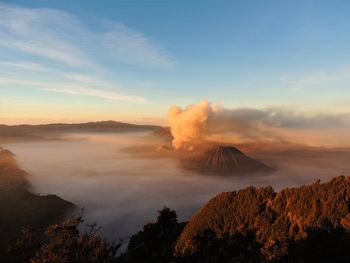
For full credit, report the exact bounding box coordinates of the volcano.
[184,145,273,175]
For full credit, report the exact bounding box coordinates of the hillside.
[0,147,75,261]
[0,148,29,187]
[176,176,350,261]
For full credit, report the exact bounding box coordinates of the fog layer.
[4,132,350,241]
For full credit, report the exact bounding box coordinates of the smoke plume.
[167,101,350,149]
[167,101,213,149]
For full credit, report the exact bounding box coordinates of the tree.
[282,227,350,263]
[10,216,121,263]
[176,229,263,263]
[120,207,186,263]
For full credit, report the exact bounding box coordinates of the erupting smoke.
[167,101,214,149]
[167,101,350,149]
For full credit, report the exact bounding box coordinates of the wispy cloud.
[64,73,117,88]
[0,3,174,68]
[103,23,175,67]
[0,3,173,104]
[0,76,146,104]
[0,61,47,71]
[0,4,89,67]
[281,66,350,90]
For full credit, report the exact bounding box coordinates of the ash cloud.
[167,101,350,149]
[167,101,213,149]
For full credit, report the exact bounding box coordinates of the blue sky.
[0,0,350,124]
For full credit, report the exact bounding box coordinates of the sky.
[0,0,350,125]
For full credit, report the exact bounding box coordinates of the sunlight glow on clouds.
[1,1,350,125]
[168,101,350,148]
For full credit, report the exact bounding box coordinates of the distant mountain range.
[0,121,160,142]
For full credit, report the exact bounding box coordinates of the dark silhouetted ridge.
[0,147,75,261]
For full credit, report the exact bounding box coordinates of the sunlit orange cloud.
[207,127,350,148]
[167,101,350,149]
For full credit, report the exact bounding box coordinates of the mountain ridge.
[176,175,350,260]
[0,121,161,143]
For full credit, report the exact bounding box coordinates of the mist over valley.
[3,130,350,241]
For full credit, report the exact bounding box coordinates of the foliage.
[119,207,186,263]
[176,229,263,263]
[8,227,41,262]
[10,216,121,263]
[176,176,350,261]
[281,227,350,263]
[8,176,350,263]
